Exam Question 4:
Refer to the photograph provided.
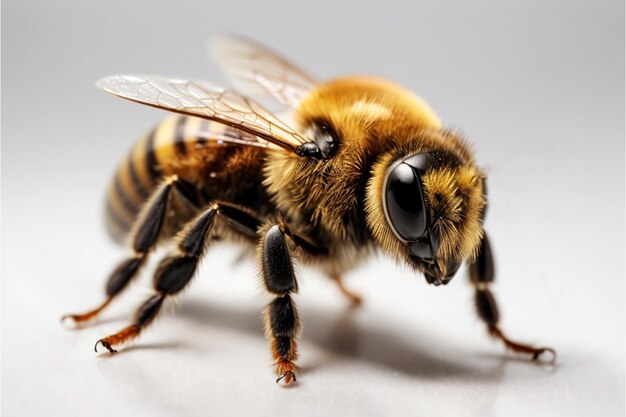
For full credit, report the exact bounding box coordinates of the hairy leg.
[94,201,260,352]
[62,176,201,326]
[259,222,326,384]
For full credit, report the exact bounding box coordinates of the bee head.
[367,143,486,286]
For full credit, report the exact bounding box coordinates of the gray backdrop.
[2,1,624,416]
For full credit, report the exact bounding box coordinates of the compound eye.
[314,122,338,157]
[385,162,428,240]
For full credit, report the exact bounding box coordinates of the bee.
[63,34,555,384]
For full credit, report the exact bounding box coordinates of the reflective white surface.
[2,0,623,416]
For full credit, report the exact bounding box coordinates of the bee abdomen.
[104,114,268,243]
[105,115,196,242]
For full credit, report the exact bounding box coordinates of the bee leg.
[94,202,260,353]
[329,274,362,306]
[62,176,200,327]
[260,222,306,385]
[470,233,556,363]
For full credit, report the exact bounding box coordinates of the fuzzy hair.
[105,114,267,242]
[265,75,486,273]
[265,76,442,237]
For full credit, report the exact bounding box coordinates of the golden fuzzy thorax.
[264,75,486,273]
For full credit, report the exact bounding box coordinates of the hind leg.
[62,176,201,326]
[470,233,556,362]
[94,202,260,352]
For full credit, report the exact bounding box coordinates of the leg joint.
[216,202,261,239]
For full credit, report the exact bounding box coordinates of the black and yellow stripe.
[104,114,200,242]
[104,113,268,243]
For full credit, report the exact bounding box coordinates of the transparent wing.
[96,74,310,153]
[194,117,268,148]
[210,34,317,109]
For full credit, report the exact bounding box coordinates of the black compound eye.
[385,162,428,240]
[311,121,338,157]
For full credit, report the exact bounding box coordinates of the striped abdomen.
[105,114,267,242]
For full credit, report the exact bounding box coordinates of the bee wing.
[96,74,310,153]
[193,118,268,148]
[210,34,317,109]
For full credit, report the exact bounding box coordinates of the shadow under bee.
[171,299,508,382]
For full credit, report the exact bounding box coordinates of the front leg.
[470,232,556,362]
[260,222,323,385]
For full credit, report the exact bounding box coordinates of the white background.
[2,0,624,416]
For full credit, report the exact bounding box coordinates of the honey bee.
[63,34,555,384]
